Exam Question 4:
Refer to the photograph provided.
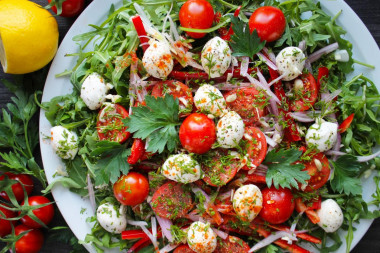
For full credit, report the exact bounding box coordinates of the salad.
[41,0,380,252]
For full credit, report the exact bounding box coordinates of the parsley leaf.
[264,148,309,189]
[229,16,266,59]
[123,95,180,153]
[330,155,362,196]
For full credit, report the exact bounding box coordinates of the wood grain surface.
[0,0,379,252]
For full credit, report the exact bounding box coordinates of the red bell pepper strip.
[122,229,149,240]
[127,237,150,253]
[169,67,257,81]
[339,113,355,133]
[295,198,320,224]
[131,15,149,52]
[221,6,242,41]
[316,66,329,91]
[267,224,322,244]
[128,139,145,165]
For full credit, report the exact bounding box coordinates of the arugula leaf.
[329,155,362,196]
[229,16,266,59]
[123,95,180,153]
[264,148,309,189]
[64,157,88,196]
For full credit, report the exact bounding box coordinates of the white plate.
[39,0,380,252]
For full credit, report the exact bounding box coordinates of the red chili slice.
[97,104,131,143]
[241,126,267,170]
[339,113,355,133]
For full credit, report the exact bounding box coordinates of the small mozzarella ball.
[305,121,338,152]
[50,126,78,160]
[187,221,217,253]
[80,73,110,110]
[276,47,306,81]
[142,40,173,79]
[201,37,232,78]
[194,84,227,117]
[161,154,201,184]
[216,111,245,148]
[317,199,344,233]
[233,184,263,222]
[97,203,127,234]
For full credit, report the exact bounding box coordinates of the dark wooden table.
[0,0,379,252]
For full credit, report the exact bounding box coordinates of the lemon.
[0,0,59,74]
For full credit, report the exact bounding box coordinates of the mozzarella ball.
[305,121,338,152]
[187,221,217,253]
[276,47,306,81]
[142,40,173,79]
[80,73,110,110]
[201,37,232,78]
[161,154,201,184]
[233,184,263,222]
[317,199,344,233]
[194,84,227,117]
[97,203,127,234]
[216,111,245,148]
[50,126,78,160]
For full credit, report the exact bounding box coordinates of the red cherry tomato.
[113,172,149,206]
[48,0,85,17]
[248,6,286,42]
[0,204,16,237]
[179,0,214,39]
[241,126,267,170]
[97,104,131,143]
[259,187,295,224]
[301,153,331,192]
[289,73,318,112]
[0,173,34,202]
[20,196,54,228]
[14,225,44,253]
[179,113,216,154]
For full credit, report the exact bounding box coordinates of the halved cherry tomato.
[113,172,149,206]
[339,113,355,133]
[48,0,85,17]
[214,235,250,253]
[248,6,286,42]
[20,196,54,228]
[14,225,44,253]
[97,104,131,143]
[290,73,318,112]
[0,173,34,202]
[301,153,331,192]
[241,126,267,170]
[259,187,295,224]
[179,113,216,154]
[179,0,214,39]
[152,80,193,116]
[224,88,266,126]
[128,139,145,165]
[0,204,16,237]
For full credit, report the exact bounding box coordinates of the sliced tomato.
[128,139,145,165]
[151,181,193,219]
[339,113,355,133]
[97,104,131,143]
[152,80,193,116]
[174,244,195,253]
[290,73,318,112]
[224,88,266,126]
[202,150,239,187]
[301,153,331,192]
[214,235,250,253]
[241,126,267,170]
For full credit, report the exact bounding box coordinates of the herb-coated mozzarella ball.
[233,184,263,222]
[97,203,127,234]
[80,72,111,110]
[201,36,232,78]
[194,84,227,117]
[161,154,201,184]
[142,40,173,79]
[50,126,78,160]
[187,221,217,253]
[316,199,344,233]
[216,111,245,148]
[305,121,338,152]
[276,47,306,81]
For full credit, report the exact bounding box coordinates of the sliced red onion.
[151,217,157,243]
[244,74,280,104]
[215,82,253,90]
[126,219,148,227]
[257,52,277,70]
[356,150,380,163]
[240,56,250,77]
[267,73,286,87]
[212,228,229,240]
[167,13,179,41]
[159,244,180,253]
[290,211,304,233]
[262,47,276,64]
[305,59,313,74]
[332,126,341,161]
[289,112,316,123]
[256,68,268,85]
[191,186,211,211]
[133,3,154,29]
[186,213,201,222]
[218,191,232,201]
[308,42,339,63]
[268,99,279,116]
[298,40,306,52]
[264,133,277,147]
[86,174,96,212]
[326,150,347,156]
[321,89,342,103]
[140,222,159,251]
[155,214,174,242]
[248,231,297,252]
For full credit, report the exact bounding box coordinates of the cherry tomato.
[241,126,267,170]
[113,172,149,206]
[179,113,216,154]
[0,204,16,237]
[289,73,318,112]
[0,173,34,202]
[48,0,85,17]
[301,153,331,192]
[179,0,214,39]
[97,104,131,143]
[20,196,54,228]
[259,187,295,224]
[14,224,44,253]
[248,6,286,42]
[224,88,266,126]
